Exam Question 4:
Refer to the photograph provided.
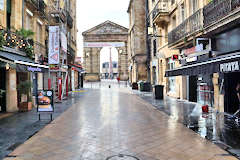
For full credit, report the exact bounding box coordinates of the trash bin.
[132,82,138,90]
[138,81,144,91]
[155,85,164,99]
[143,82,151,92]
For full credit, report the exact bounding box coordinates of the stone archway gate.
[82,21,129,81]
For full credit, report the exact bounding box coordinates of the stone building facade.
[0,0,77,112]
[127,0,148,83]
[150,0,240,113]
[82,21,128,81]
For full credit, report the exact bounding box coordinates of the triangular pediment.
[82,20,128,35]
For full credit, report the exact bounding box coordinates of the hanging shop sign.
[37,90,54,112]
[220,61,240,73]
[48,26,60,64]
[61,32,67,53]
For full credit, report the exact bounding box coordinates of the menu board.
[37,90,54,112]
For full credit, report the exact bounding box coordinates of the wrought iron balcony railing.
[168,9,203,46]
[203,0,240,28]
[25,0,46,16]
[152,0,169,21]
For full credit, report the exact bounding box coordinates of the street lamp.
[5,63,10,70]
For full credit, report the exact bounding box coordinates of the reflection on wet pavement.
[3,87,237,160]
[136,91,240,158]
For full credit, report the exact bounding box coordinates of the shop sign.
[48,26,60,64]
[27,66,42,72]
[49,64,59,70]
[61,32,67,53]
[186,57,197,63]
[37,90,54,112]
[220,61,239,72]
[84,42,125,48]
[182,44,203,55]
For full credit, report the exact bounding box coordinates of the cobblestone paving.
[4,88,238,160]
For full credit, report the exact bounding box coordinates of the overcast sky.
[76,0,130,60]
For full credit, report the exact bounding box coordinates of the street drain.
[106,154,140,160]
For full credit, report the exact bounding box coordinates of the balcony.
[25,0,46,17]
[152,0,169,24]
[48,2,67,23]
[66,11,73,29]
[203,0,240,28]
[168,9,203,47]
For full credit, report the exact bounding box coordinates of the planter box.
[18,102,32,112]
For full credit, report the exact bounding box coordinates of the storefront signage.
[48,26,60,64]
[61,32,67,53]
[27,66,42,72]
[182,44,203,55]
[186,57,197,63]
[37,90,54,112]
[84,42,125,48]
[220,61,239,72]
[49,64,59,70]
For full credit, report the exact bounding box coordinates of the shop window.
[197,76,214,106]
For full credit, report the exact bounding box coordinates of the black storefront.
[0,62,7,112]
[166,51,240,114]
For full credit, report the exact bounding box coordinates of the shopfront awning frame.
[165,52,240,77]
[0,50,49,71]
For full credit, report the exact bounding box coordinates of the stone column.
[6,69,18,112]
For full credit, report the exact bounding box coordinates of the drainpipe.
[145,0,151,82]
[22,0,24,28]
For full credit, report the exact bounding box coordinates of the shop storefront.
[0,62,7,112]
[0,50,49,112]
[166,52,240,114]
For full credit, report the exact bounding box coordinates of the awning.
[0,51,49,72]
[70,64,83,73]
[165,52,240,77]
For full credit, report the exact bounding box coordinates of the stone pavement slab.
[3,88,238,160]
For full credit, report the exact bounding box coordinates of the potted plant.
[16,29,34,59]
[17,80,33,112]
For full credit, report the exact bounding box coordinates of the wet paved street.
[0,92,86,159]
[3,86,238,160]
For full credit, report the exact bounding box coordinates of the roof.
[82,20,128,35]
